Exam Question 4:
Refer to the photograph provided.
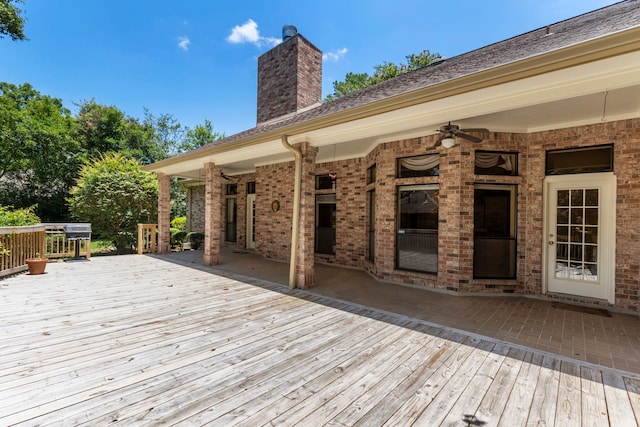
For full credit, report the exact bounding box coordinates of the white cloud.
[323,48,348,62]
[226,19,281,48]
[178,36,191,51]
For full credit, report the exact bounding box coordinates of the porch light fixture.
[441,137,456,148]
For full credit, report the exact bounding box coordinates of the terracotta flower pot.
[26,258,48,275]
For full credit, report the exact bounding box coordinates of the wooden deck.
[0,255,639,426]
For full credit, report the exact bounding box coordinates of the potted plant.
[26,253,48,275]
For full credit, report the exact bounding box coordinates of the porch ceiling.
[161,50,640,180]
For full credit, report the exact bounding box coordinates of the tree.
[171,118,224,218]
[0,82,78,220]
[325,49,440,101]
[181,119,224,152]
[68,154,158,254]
[0,0,26,41]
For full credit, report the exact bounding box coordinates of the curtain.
[400,154,440,171]
[475,152,513,171]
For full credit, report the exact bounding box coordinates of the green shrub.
[170,216,187,232]
[68,154,157,254]
[0,205,41,226]
[171,230,188,245]
[186,232,204,250]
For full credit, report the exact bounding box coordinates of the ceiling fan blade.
[455,132,483,143]
[431,135,444,148]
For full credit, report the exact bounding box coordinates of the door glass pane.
[367,191,375,262]
[251,198,256,243]
[474,185,517,279]
[226,199,237,242]
[315,194,336,254]
[555,187,599,283]
[571,189,583,206]
[557,190,569,206]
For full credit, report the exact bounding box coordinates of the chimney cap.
[282,24,297,42]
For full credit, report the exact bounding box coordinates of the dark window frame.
[315,174,337,190]
[396,154,440,178]
[473,183,517,279]
[474,150,519,176]
[545,144,613,176]
[225,197,237,243]
[367,164,376,185]
[315,194,337,255]
[395,184,439,274]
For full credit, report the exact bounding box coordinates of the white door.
[246,193,256,250]
[544,173,616,303]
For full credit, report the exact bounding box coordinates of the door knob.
[548,240,554,245]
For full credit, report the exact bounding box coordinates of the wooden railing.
[0,225,46,278]
[137,224,158,254]
[0,223,92,278]
[43,224,91,260]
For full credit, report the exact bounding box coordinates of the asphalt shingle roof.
[188,1,640,155]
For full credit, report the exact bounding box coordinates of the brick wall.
[255,162,296,260]
[256,35,322,124]
[525,119,640,311]
[190,118,639,312]
[316,157,367,268]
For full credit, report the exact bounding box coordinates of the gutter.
[280,135,302,289]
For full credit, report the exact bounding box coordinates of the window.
[316,174,336,190]
[226,184,237,195]
[367,190,375,262]
[367,164,376,185]
[546,145,613,175]
[315,194,336,254]
[397,154,439,178]
[474,184,517,279]
[475,151,518,176]
[225,198,237,242]
[396,185,439,273]
[247,182,256,194]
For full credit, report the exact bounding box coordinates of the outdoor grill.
[63,223,92,260]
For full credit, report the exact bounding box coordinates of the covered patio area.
[1,253,638,425]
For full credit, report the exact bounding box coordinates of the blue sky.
[1,0,616,136]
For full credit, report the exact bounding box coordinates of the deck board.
[0,255,638,426]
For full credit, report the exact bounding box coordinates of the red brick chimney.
[256,25,322,125]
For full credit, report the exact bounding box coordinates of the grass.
[91,239,115,255]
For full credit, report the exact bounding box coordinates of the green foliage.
[1,80,223,223]
[325,49,440,101]
[170,216,187,231]
[68,154,158,254]
[0,0,26,41]
[181,119,224,152]
[171,230,188,246]
[0,82,78,220]
[186,232,204,250]
[324,72,370,101]
[0,204,41,226]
